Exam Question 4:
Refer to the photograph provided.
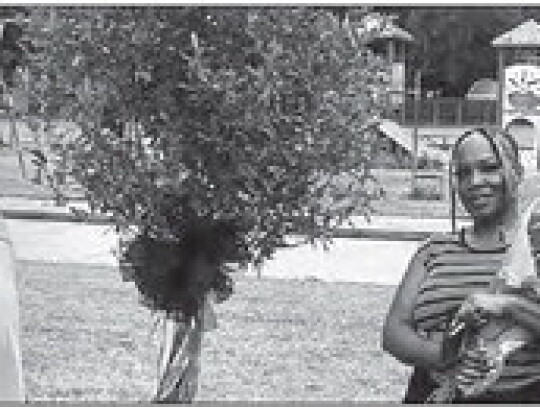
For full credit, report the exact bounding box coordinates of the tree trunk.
[154,315,202,403]
[154,295,217,403]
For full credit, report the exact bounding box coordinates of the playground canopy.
[466,79,499,101]
[492,19,540,47]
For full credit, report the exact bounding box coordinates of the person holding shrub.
[383,128,540,403]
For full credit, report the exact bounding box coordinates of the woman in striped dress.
[382,127,540,403]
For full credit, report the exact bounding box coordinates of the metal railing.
[385,94,498,127]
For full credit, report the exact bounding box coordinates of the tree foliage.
[24,7,388,312]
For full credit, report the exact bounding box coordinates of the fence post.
[0,219,25,401]
[410,70,421,196]
[8,99,25,180]
[440,162,449,202]
[450,163,456,235]
[401,90,407,124]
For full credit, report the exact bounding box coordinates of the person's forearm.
[507,297,540,337]
[383,321,443,371]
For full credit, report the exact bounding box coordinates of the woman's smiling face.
[454,132,518,222]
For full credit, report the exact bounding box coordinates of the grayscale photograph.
[1,4,540,403]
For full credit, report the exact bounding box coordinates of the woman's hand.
[430,332,460,371]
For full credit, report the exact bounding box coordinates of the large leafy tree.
[20,6,390,402]
[24,7,388,314]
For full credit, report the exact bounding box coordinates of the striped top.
[411,227,540,392]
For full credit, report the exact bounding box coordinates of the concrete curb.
[0,207,435,241]
[0,208,113,224]
[332,228,432,241]
[0,196,470,243]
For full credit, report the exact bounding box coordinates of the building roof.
[378,119,414,153]
[371,22,414,43]
[492,19,540,47]
[359,16,414,43]
[377,120,449,161]
[466,78,499,100]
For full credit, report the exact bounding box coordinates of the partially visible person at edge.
[120,221,235,403]
[382,127,540,403]
[0,219,25,400]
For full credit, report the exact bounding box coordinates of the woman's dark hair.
[452,127,520,172]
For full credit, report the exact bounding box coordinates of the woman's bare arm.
[382,244,446,371]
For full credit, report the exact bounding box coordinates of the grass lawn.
[18,260,411,401]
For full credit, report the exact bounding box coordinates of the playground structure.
[368,19,540,205]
